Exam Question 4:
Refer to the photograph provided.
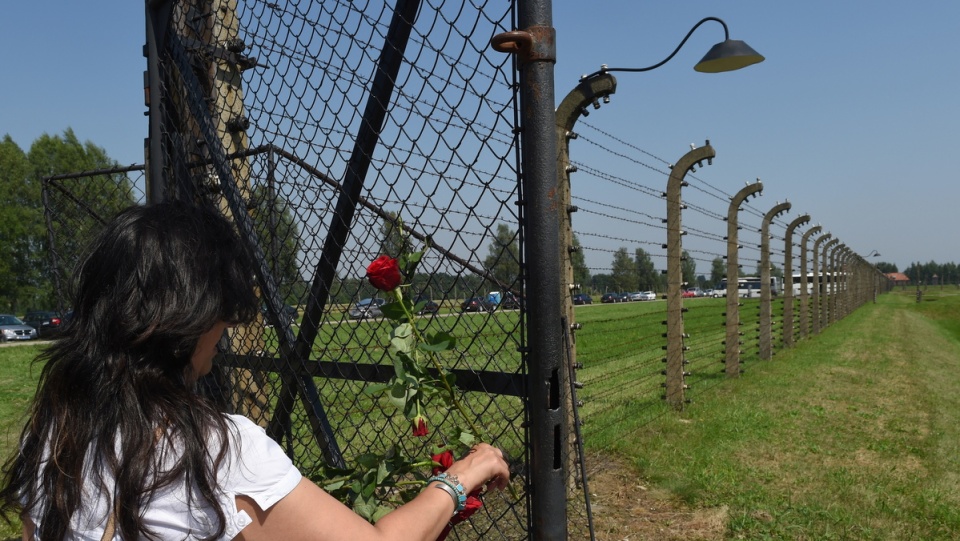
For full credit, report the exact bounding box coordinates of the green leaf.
[353,494,377,521]
[380,300,412,321]
[372,505,393,522]
[390,323,416,353]
[418,331,456,352]
[404,250,424,278]
[388,382,413,409]
[323,479,346,491]
[364,382,391,396]
[458,429,477,447]
[376,460,391,485]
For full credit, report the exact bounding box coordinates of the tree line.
[0,129,136,314]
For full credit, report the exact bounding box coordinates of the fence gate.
[43,0,596,539]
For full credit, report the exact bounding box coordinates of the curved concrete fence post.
[798,225,822,340]
[723,180,763,377]
[664,142,716,409]
[759,201,791,360]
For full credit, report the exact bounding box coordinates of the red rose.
[436,491,483,541]
[412,416,429,437]
[431,450,454,475]
[366,255,402,291]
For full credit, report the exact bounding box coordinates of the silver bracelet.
[431,481,460,514]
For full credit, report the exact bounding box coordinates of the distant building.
[885,272,910,286]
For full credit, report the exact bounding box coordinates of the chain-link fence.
[43,0,594,539]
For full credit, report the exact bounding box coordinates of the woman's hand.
[441,443,510,495]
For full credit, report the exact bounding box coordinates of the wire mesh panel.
[41,166,147,311]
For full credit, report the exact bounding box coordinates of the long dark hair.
[0,202,260,540]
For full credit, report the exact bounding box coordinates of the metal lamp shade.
[694,39,765,73]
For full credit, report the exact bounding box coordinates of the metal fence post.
[724,180,762,377]
[811,233,832,335]
[493,2,565,537]
[759,202,790,360]
[665,143,715,409]
[782,214,810,348]
[798,225,822,340]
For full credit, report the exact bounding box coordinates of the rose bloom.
[412,416,429,437]
[431,450,454,475]
[366,255,402,291]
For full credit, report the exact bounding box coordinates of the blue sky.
[2,1,957,274]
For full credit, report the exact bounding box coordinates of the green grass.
[2,290,960,539]
[580,289,960,539]
[0,343,45,539]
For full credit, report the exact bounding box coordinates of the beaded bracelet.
[427,472,467,513]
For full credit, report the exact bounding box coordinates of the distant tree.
[591,273,614,294]
[610,247,637,292]
[21,129,132,312]
[0,136,31,313]
[681,250,696,287]
[875,262,897,274]
[379,210,412,259]
[634,248,658,291]
[710,257,725,287]
[483,223,521,290]
[571,233,591,288]
[250,184,304,306]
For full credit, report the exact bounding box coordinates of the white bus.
[790,272,837,295]
[715,276,782,298]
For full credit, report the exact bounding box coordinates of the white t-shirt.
[28,414,303,540]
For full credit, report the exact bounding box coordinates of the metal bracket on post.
[759,201,791,360]
[798,225,822,340]
[724,180,762,377]
[491,26,557,65]
[782,214,810,348]
[665,142,715,409]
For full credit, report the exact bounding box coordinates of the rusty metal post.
[782,214,810,348]
[798,225,821,340]
[811,233,832,335]
[822,238,840,328]
[723,180,762,377]
[492,4,565,537]
[758,202,790,360]
[664,142,715,409]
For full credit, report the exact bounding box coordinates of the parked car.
[461,297,493,312]
[627,292,643,302]
[618,292,631,303]
[500,292,524,310]
[572,293,593,305]
[0,315,38,342]
[260,304,300,325]
[22,310,65,339]
[639,291,657,301]
[414,296,440,315]
[682,289,697,298]
[348,298,386,319]
[703,289,715,298]
[600,293,620,304]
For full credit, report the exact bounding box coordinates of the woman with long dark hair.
[1,202,508,540]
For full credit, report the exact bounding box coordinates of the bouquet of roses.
[316,229,488,538]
